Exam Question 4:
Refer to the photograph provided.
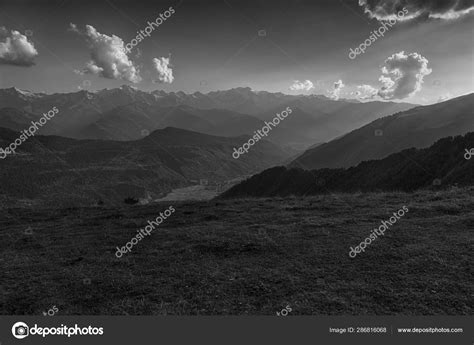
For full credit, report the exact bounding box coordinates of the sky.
[0,0,473,104]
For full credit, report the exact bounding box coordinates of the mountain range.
[0,126,288,207]
[292,93,474,169]
[1,87,472,206]
[0,86,416,150]
[222,132,474,198]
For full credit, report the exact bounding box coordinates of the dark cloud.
[359,0,474,20]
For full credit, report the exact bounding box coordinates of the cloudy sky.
[0,0,472,104]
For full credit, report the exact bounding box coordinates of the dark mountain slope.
[0,127,289,207]
[221,132,474,198]
[292,93,474,169]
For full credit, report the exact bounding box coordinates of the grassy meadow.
[1,188,472,315]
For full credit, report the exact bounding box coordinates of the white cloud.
[289,79,314,92]
[68,23,79,33]
[0,27,38,66]
[430,7,474,19]
[377,51,432,100]
[437,93,452,103]
[71,24,141,83]
[357,84,378,100]
[329,79,345,100]
[359,0,474,21]
[152,57,174,84]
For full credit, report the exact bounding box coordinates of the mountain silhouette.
[292,93,474,169]
[221,132,474,198]
[0,126,289,206]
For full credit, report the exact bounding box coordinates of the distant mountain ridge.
[221,132,474,198]
[0,86,417,149]
[292,93,474,169]
[0,126,289,207]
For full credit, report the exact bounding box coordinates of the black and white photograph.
[0,0,472,344]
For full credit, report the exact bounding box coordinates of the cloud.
[68,23,80,33]
[152,57,174,84]
[359,0,474,21]
[329,79,345,100]
[437,93,452,103]
[0,27,38,66]
[70,24,141,83]
[289,79,314,92]
[377,51,431,100]
[357,84,378,100]
[349,53,431,101]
